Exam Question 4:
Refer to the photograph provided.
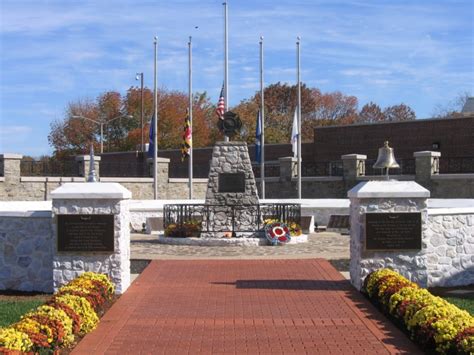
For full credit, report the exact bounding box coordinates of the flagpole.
[223,1,229,142]
[153,36,158,200]
[296,36,302,200]
[188,36,193,200]
[259,36,265,199]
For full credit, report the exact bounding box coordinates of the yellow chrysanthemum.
[0,327,33,351]
[54,294,99,333]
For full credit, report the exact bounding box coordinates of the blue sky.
[0,0,473,157]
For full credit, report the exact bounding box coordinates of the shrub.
[0,272,115,353]
[363,268,474,354]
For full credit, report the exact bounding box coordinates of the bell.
[373,141,400,171]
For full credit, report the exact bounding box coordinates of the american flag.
[216,84,225,119]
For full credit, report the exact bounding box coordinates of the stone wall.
[264,177,345,198]
[0,214,53,292]
[1,150,473,201]
[431,175,474,198]
[424,210,474,287]
[349,180,474,290]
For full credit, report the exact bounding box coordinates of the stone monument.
[202,112,260,238]
[348,180,430,290]
[50,182,132,294]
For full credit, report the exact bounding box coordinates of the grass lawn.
[0,299,46,327]
[441,296,474,316]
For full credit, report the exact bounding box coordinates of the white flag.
[291,108,298,158]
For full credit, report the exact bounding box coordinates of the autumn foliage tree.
[48,82,418,159]
[232,82,358,144]
[358,102,385,123]
[383,104,416,121]
[48,87,215,157]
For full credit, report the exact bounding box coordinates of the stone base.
[156,234,308,246]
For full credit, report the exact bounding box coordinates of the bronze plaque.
[366,213,421,251]
[58,214,114,252]
[218,173,245,193]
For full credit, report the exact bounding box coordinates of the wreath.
[264,222,291,245]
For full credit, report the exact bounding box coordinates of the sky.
[0,0,473,157]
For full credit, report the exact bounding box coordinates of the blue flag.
[147,114,155,158]
[255,110,262,164]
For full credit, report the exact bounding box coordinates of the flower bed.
[164,220,201,238]
[0,272,115,354]
[363,269,474,354]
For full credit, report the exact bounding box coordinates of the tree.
[358,102,385,123]
[383,104,416,121]
[431,92,471,118]
[232,82,358,143]
[48,87,217,158]
[309,90,358,127]
[48,98,100,158]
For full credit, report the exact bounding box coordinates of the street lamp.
[136,73,144,152]
[72,114,133,153]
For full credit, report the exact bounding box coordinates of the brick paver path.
[73,259,420,354]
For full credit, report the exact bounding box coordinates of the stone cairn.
[202,141,260,238]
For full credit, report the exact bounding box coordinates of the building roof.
[461,97,474,113]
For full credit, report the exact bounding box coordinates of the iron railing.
[20,160,78,177]
[252,163,280,177]
[439,156,474,174]
[302,161,343,176]
[99,161,148,177]
[364,158,416,176]
[169,164,210,178]
[164,203,301,234]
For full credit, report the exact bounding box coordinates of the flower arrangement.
[165,220,201,238]
[363,268,474,354]
[263,219,302,237]
[264,221,291,245]
[0,272,115,353]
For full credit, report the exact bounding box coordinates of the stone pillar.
[75,155,101,180]
[1,154,22,199]
[50,183,131,294]
[341,154,366,190]
[348,181,430,290]
[279,157,297,182]
[147,157,170,179]
[414,151,440,188]
[1,154,22,181]
[147,157,171,197]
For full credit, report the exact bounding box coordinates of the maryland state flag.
[181,109,192,161]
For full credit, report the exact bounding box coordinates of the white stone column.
[50,183,131,294]
[348,181,430,290]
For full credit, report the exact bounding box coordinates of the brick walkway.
[73,259,420,354]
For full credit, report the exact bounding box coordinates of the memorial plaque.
[218,172,245,193]
[58,214,114,252]
[366,212,421,251]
